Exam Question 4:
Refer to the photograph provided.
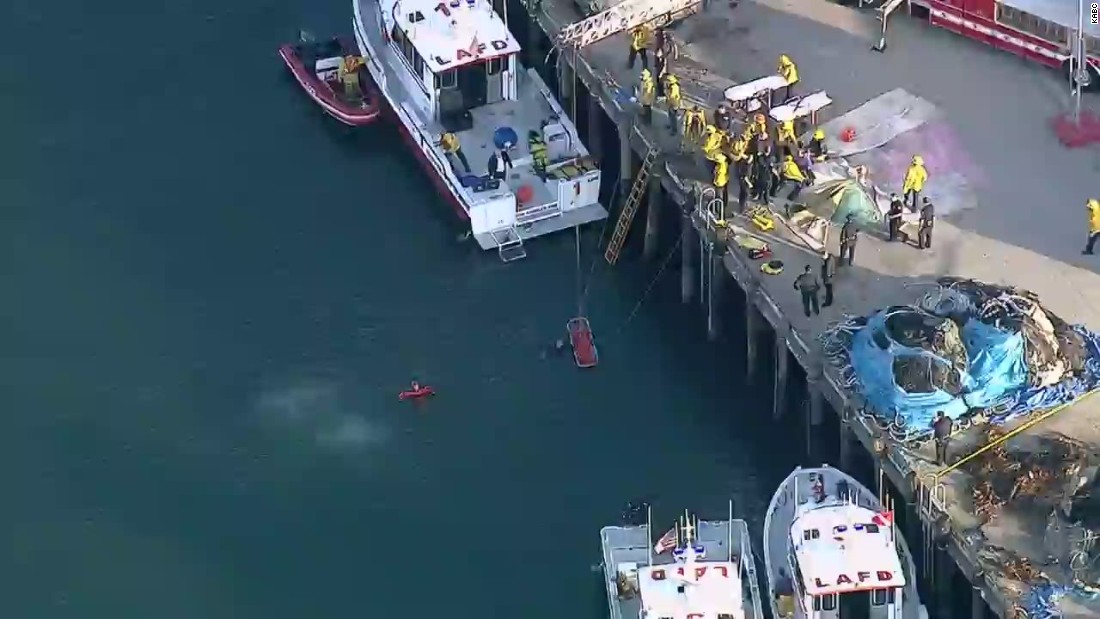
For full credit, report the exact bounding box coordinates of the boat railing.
[732,520,765,619]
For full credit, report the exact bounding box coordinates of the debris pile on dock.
[820,278,1100,442]
[966,427,1089,522]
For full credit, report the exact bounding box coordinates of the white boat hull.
[763,466,927,619]
[351,0,607,257]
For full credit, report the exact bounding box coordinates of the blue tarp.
[849,310,1028,432]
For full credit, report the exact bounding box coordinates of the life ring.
[399,386,435,401]
[761,260,784,275]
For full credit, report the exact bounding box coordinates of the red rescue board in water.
[399,386,435,401]
[567,317,598,368]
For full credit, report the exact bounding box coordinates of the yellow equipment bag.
[749,206,775,232]
[760,259,784,275]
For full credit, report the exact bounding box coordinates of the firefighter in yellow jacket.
[637,69,655,125]
[776,119,797,157]
[777,154,806,202]
[339,55,364,98]
[702,125,725,162]
[683,106,706,150]
[1085,198,1100,255]
[902,155,928,212]
[777,54,799,102]
[806,129,828,161]
[663,73,681,135]
[714,156,730,209]
[628,25,651,70]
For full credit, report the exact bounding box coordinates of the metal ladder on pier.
[604,148,658,266]
[491,225,527,262]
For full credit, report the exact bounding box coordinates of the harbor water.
[0,1,814,617]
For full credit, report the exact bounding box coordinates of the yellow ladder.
[604,149,659,265]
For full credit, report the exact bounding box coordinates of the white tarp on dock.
[816,88,938,158]
[814,89,980,216]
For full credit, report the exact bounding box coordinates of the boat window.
[435,69,457,89]
[822,593,837,611]
[863,523,880,533]
[487,57,503,75]
[813,596,821,611]
[872,589,887,606]
[407,10,425,22]
[390,24,426,84]
[802,528,820,541]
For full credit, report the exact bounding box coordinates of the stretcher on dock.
[567,317,598,368]
[724,75,787,112]
[769,91,832,124]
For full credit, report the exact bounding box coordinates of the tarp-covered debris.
[821,278,1100,440]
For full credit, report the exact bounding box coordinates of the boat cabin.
[636,561,745,619]
[380,0,521,129]
[785,504,905,619]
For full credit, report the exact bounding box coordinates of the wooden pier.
[501,0,1100,616]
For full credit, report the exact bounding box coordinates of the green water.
[3,1,794,616]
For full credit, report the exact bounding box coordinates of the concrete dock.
[504,0,1100,615]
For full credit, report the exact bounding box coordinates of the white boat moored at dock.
[352,0,607,261]
[763,466,927,619]
[600,504,765,619]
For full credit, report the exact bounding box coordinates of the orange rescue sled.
[567,317,598,368]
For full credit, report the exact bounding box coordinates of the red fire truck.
[907,0,1099,90]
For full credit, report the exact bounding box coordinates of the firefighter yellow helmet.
[912,155,924,166]
[813,129,825,140]
[779,54,792,65]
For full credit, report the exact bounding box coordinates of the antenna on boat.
[727,499,734,563]
[646,503,653,566]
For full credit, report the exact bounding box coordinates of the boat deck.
[353,0,607,252]
[600,519,764,619]
[763,467,924,619]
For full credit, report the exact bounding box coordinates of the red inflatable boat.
[278,34,381,126]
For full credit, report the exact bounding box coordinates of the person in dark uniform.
[713,103,732,132]
[821,251,836,307]
[737,166,751,214]
[751,143,774,205]
[487,148,513,181]
[932,411,953,464]
[793,265,820,317]
[839,215,858,266]
[887,194,904,242]
[917,197,935,250]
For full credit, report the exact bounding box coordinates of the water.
[3,1,794,617]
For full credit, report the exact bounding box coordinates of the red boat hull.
[279,41,381,127]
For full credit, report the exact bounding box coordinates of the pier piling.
[935,547,956,619]
[680,214,695,303]
[644,171,661,259]
[773,331,789,419]
[587,96,603,162]
[617,123,632,200]
[707,250,723,341]
[839,411,855,470]
[806,374,824,459]
[971,585,984,619]
[745,289,759,383]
